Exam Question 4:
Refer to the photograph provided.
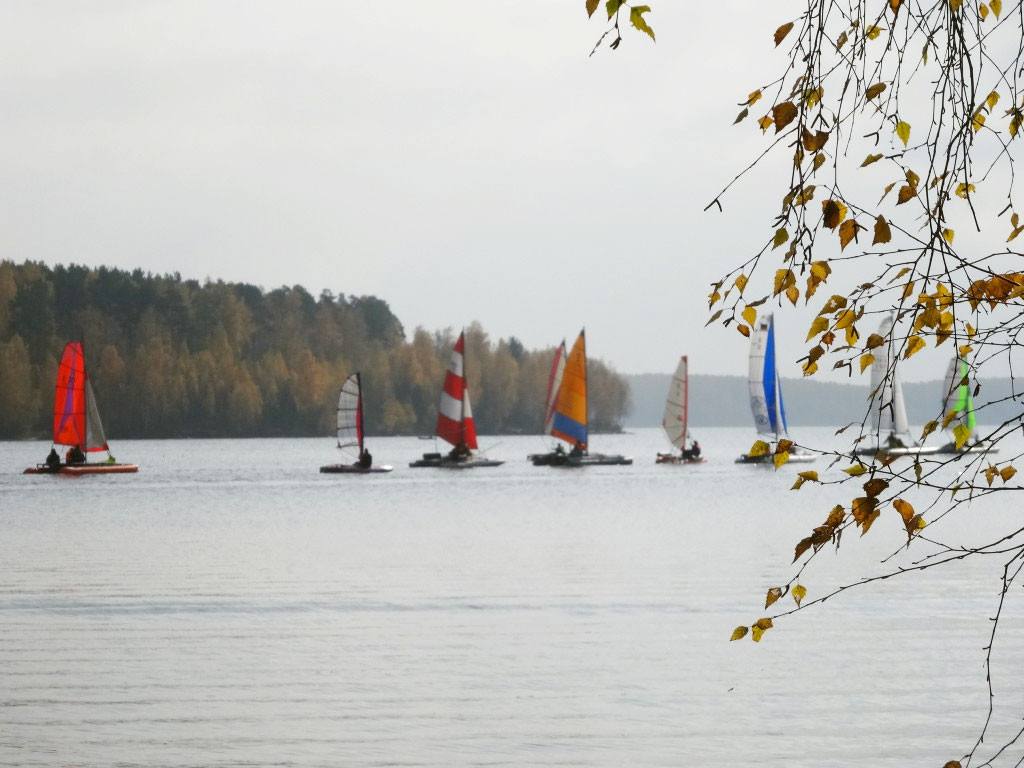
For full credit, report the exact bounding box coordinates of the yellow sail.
[550,330,588,448]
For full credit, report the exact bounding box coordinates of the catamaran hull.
[656,453,705,464]
[735,452,815,465]
[853,445,941,458]
[24,463,139,476]
[410,454,503,469]
[934,441,999,455]
[319,464,394,474]
[533,452,633,467]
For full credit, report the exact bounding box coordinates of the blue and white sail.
[748,314,789,440]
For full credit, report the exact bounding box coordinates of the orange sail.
[52,341,108,452]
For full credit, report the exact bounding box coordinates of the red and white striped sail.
[436,331,478,450]
[543,340,567,435]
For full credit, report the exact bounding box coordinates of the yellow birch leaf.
[955,182,975,198]
[774,21,795,46]
[792,584,807,606]
[950,0,963,9]
[866,333,884,349]
[986,91,1000,110]
[629,5,655,40]
[758,115,774,132]
[859,353,875,373]
[785,285,800,305]
[990,0,1001,16]
[921,420,938,439]
[972,112,986,132]
[837,30,848,49]
[866,25,883,39]
[943,228,955,245]
[737,324,751,338]
[749,439,771,457]
[774,451,791,469]
[897,184,917,204]
[765,587,783,608]
[862,153,883,166]
[835,309,856,330]
[1000,465,1017,482]
[980,3,989,19]
[865,82,887,100]
[742,306,757,327]
[844,463,868,476]
[873,216,892,244]
[838,219,859,250]
[904,335,926,358]
[806,316,829,341]
[747,90,762,106]
[953,423,971,449]
[730,625,749,641]
[896,120,911,146]
[735,274,748,293]
[772,102,798,132]
[586,0,600,17]
[773,228,789,249]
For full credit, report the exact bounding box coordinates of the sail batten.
[550,330,588,448]
[436,332,478,449]
[662,356,689,449]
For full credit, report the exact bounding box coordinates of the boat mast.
[356,372,365,454]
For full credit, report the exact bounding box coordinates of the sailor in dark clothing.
[357,448,373,469]
[448,441,471,461]
[683,440,701,461]
[45,447,61,470]
[569,440,585,458]
[66,445,86,464]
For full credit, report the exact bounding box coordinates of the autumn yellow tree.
[594,1,1024,764]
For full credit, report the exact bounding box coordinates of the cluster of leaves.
[0,261,631,440]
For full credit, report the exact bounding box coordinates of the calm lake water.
[1,427,1022,767]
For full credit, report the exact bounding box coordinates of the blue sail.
[762,317,778,434]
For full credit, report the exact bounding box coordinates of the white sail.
[662,356,689,449]
[869,313,913,444]
[84,379,108,452]
[336,373,363,453]
[748,317,774,437]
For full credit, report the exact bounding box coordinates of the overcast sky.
[1,0,990,380]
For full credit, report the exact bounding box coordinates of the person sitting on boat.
[66,445,86,465]
[554,443,566,456]
[569,440,585,458]
[885,433,906,449]
[448,441,471,461]
[357,448,373,469]
[45,447,61,470]
[683,440,701,461]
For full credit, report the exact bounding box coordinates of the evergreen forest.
[0,261,630,440]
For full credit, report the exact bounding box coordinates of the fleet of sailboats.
[24,341,138,476]
[319,373,393,474]
[529,330,632,467]
[19,316,1004,478]
[736,315,814,464]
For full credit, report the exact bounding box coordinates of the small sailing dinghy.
[530,330,632,467]
[736,315,814,464]
[656,355,705,464]
[410,331,503,469]
[24,341,138,476]
[934,355,996,455]
[527,339,567,465]
[855,313,939,458]
[319,373,393,474]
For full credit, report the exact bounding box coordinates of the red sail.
[436,331,478,449]
[53,342,87,447]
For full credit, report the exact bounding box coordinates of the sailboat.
[530,329,632,467]
[935,355,996,455]
[319,373,393,474]
[410,330,503,468]
[526,340,567,465]
[656,355,704,464]
[736,315,814,464]
[854,313,939,457]
[24,341,138,476]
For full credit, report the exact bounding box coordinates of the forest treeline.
[0,261,630,440]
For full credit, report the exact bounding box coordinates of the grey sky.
[0,1,985,381]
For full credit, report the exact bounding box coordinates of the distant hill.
[624,372,1020,428]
